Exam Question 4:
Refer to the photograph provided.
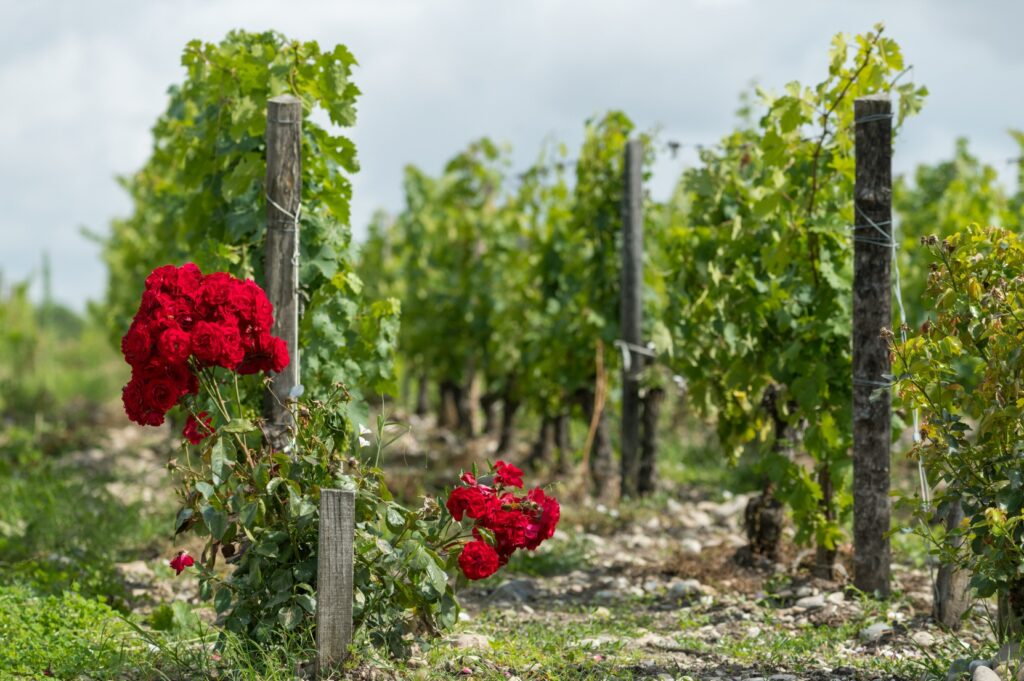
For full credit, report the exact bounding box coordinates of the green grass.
[505,533,594,577]
[0,442,168,608]
[0,584,151,679]
[399,605,655,680]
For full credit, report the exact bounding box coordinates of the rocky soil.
[83,414,1008,680]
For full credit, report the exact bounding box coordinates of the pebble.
[594,606,611,619]
[680,538,703,555]
[448,632,492,650]
[911,630,936,647]
[794,594,826,610]
[858,622,893,643]
[826,591,846,605]
[973,666,1001,681]
[491,578,537,602]
[668,579,704,599]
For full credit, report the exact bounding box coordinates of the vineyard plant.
[5,16,1024,681]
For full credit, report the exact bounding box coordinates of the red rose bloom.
[142,372,184,412]
[524,488,561,549]
[198,272,234,310]
[169,550,195,575]
[446,486,499,523]
[120,323,152,367]
[236,333,289,375]
[482,508,530,557]
[494,460,524,489]
[460,471,477,486]
[122,377,164,426]
[229,279,274,333]
[183,411,213,445]
[191,321,244,369]
[158,327,192,365]
[458,541,500,581]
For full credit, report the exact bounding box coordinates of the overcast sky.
[1,0,1023,309]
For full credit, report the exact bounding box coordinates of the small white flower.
[358,435,371,448]
[358,423,372,437]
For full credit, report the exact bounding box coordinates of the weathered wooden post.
[619,138,643,499]
[934,501,971,628]
[264,94,302,443]
[317,489,356,678]
[852,93,892,597]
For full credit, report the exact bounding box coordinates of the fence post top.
[269,94,302,105]
[855,93,891,103]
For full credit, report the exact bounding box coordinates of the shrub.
[893,224,1024,632]
[120,264,561,657]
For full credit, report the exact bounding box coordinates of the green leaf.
[214,586,232,614]
[278,605,303,631]
[222,418,257,434]
[201,505,228,541]
[295,594,316,615]
[211,439,230,485]
[195,481,216,501]
[425,558,448,595]
[174,508,194,536]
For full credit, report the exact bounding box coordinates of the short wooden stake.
[317,489,355,678]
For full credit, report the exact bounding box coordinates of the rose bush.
[446,460,560,580]
[122,265,563,655]
[892,225,1024,634]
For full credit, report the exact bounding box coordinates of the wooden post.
[317,489,355,678]
[619,138,643,499]
[852,93,892,597]
[934,500,971,628]
[264,95,302,443]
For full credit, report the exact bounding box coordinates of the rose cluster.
[120,263,289,427]
[447,461,560,580]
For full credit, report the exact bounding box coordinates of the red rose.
[169,550,195,575]
[523,488,560,550]
[158,327,192,365]
[236,333,289,375]
[460,471,477,486]
[183,411,213,445]
[191,321,244,369]
[446,486,499,523]
[142,374,181,412]
[229,279,274,333]
[494,460,524,489]
[482,508,530,557]
[175,263,203,299]
[122,377,164,426]
[458,541,500,581]
[120,322,153,367]
[198,272,235,317]
[145,265,179,292]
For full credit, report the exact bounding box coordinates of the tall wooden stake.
[264,95,302,444]
[620,138,643,499]
[317,489,355,678]
[852,93,892,597]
